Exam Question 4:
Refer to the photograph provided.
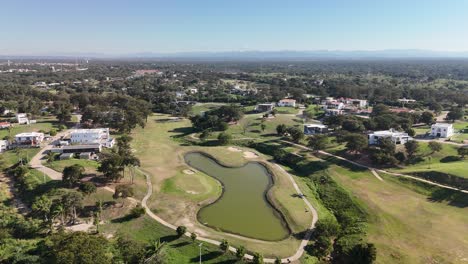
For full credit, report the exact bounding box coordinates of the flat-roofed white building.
[0,140,9,152]
[16,113,29,124]
[15,132,44,146]
[430,123,454,138]
[347,99,368,108]
[304,124,328,135]
[70,128,114,148]
[277,99,296,107]
[255,103,275,113]
[368,129,412,145]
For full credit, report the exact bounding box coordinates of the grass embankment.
[255,141,468,263]
[127,114,312,257]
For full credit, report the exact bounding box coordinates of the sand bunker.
[227,146,242,152]
[183,169,195,175]
[243,151,259,159]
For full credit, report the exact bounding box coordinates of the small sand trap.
[183,169,195,175]
[66,223,93,232]
[227,146,242,152]
[243,151,259,159]
[186,190,200,195]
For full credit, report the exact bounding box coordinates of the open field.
[128,114,313,257]
[46,158,99,174]
[333,170,468,263]
[389,142,468,179]
[190,103,227,115]
[0,117,58,139]
[281,144,468,264]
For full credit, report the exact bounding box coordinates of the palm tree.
[52,203,66,227]
[144,239,167,264]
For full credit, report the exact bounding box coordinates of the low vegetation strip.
[408,171,468,190]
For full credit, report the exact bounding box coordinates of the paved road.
[280,140,468,194]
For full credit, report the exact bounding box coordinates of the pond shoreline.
[184,150,293,242]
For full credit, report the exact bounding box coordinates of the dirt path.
[370,169,384,181]
[280,140,468,194]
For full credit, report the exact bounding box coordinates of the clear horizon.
[1,0,468,55]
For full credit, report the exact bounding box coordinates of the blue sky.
[1,0,467,54]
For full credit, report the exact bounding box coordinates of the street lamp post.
[199,243,203,264]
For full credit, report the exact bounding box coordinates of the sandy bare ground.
[183,169,195,174]
[66,223,93,232]
[227,146,242,152]
[243,151,259,159]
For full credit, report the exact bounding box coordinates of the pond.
[184,152,290,241]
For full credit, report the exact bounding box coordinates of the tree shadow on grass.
[319,155,367,172]
[428,189,468,208]
[171,241,191,248]
[169,127,196,138]
[111,214,139,223]
[189,251,223,263]
[160,234,180,243]
[292,229,311,240]
[440,156,461,163]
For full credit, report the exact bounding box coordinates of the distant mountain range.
[2,50,468,60]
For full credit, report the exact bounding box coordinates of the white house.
[277,99,296,107]
[255,103,275,113]
[16,113,29,124]
[0,140,9,152]
[430,123,454,138]
[15,132,44,146]
[368,129,412,145]
[70,128,114,148]
[304,124,328,135]
[347,99,368,108]
[0,122,11,129]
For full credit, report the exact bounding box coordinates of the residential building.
[15,132,44,146]
[398,98,417,104]
[347,99,368,108]
[0,140,9,152]
[277,99,296,107]
[255,103,275,113]
[304,124,328,135]
[0,122,11,129]
[325,109,344,116]
[70,128,114,148]
[430,123,454,138]
[16,113,29,124]
[368,129,412,145]
[51,144,102,154]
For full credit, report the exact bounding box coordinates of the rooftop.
[304,124,327,128]
[431,123,453,128]
[71,128,108,134]
[15,132,44,137]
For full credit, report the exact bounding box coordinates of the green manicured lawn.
[189,103,227,115]
[283,144,468,264]
[0,117,58,139]
[389,142,468,179]
[102,216,238,264]
[128,114,310,257]
[46,158,99,174]
[217,113,303,140]
[333,170,468,264]
[275,106,298,114]
[303,104,323,119]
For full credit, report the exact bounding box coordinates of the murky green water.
[184,152,289,241]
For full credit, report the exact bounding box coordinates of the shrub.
[176,226,187,237]
[129,206,146,218]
